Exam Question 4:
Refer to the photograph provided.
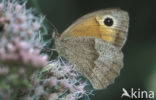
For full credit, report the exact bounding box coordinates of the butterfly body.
[55,8,129,90]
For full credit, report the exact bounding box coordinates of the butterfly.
[54,8,129,90]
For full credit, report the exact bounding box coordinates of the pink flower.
[0,3,3,10]
[49,77,58,86]
[0,37,48,68]
[62,66,71,73]
[76,83,86,94]
[7,43,16,53]
[30,61,92,99]
[33,22,41,30]
[15,5,22,12]
[0,17,6,23]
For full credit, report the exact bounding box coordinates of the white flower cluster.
[29,60,92,100]
[0,0,48,69]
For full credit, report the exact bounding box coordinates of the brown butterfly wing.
[55,37,98,77]
[60,9,129,50]
[55,37,123,90]
[93,38,123,89]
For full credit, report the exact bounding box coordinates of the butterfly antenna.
[44,17,60,39]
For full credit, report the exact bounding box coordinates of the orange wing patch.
[68,17,117,43]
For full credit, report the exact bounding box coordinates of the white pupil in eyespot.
[104,17,113,26]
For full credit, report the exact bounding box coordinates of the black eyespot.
[104,17,113,26]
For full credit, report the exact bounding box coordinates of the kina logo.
[121,88,154,99]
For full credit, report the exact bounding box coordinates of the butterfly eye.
[104,17,113,26]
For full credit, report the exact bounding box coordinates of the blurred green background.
[31,0,156,100]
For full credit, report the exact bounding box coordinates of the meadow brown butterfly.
[54,8,129,90]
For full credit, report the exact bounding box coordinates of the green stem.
[11,86,19,100]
